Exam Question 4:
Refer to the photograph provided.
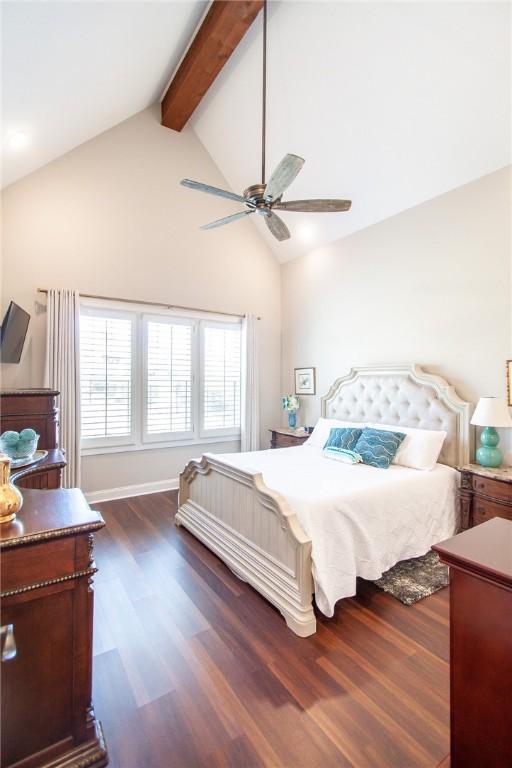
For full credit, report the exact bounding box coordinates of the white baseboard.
[85,478,179,504]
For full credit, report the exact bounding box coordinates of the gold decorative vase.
[0,453,23,524]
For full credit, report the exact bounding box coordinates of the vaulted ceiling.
[2,1,510,262]
[1,0,207,187]
[191,1,511,260]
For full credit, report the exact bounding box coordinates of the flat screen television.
[1,302,30,364]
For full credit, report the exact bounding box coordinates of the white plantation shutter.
[80,311,134,444]
[144,318,193,439]
[79,303,244,452]
[201,323,241,435]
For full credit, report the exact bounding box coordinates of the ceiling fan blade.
[201,210,255,231]
[273,199,352,213]
[264,154,305,202]
[264,211,290,241]
[181,179,246,204]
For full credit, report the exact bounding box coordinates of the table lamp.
[282,395,300,429]
[470,397,512,468]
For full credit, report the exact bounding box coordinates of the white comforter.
[215,444,458,616]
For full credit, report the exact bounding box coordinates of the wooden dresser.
[270,427,309,449]
[0,489,108,767]
[0,390,66,489]
[433,518,512,768]
[458,463,512,530]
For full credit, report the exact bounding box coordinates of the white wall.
[1,105,281,494]
[281,167,511,460]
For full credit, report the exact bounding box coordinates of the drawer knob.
[1,624,16,662]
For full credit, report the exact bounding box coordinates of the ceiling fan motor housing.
[243,184,272,209]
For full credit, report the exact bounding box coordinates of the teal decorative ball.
[20,428,37,440]
[1,431,19,443]
[0,430,39,459]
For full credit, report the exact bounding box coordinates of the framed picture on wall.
[507,360,512,406]
[295,367,316,395]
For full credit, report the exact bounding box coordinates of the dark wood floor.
[92,491,450,768]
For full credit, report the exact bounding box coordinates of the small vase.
[0,453,23,524]
[287,411,297,429]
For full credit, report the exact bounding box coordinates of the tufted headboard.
[321,364,472,467]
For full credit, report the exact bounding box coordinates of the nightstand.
[458,463,512,530]
[269,427,309,449]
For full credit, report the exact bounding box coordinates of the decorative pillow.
[354,427,406,469]
[368,423,447,471]
[323,447,363,464]
[323,427,362,452]
[307,418,365,448]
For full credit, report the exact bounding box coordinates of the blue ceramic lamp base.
[476,427,502,468]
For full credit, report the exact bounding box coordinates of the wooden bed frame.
[176,364,471,636]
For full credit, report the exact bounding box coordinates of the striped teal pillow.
[323,447,363,464]
[323,427,362,452]
[354,427,406,469]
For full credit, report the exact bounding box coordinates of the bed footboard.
[176,454,316,637]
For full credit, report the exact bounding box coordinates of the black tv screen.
[1,302,30,364]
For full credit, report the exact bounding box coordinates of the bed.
[176,364,471,636]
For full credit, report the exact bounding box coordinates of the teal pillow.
[354,427,406,469]
[323,427,362,452]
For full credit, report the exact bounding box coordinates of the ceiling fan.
[180,1,351,242]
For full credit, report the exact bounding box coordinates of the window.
[201,323,241,436]
[144,317,193,440]
[80,309,135,447]
[80,303,242,453]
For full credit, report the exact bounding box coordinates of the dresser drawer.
[472,475,511,502]
[1,537,76,592]
[473,498,512,527]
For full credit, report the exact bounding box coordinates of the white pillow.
[306,417,365,448]
[368,423,447,471]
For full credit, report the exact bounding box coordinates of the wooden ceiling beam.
[161,0,264,132]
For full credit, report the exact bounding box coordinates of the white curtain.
[241,314,260,452]
[45,289,81,488]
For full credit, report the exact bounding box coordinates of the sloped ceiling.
[190,1,511,261]
[2,0,207,188]
[2,2,510,263]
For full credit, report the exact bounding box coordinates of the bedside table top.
[458,463,512,482]
[270,427,310,438]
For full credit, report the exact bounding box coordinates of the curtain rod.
[37,289,261,320]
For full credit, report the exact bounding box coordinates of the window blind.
[146,320,193,435]
[80,304,243,452]
[80,313,133,440]
[202,325,241,432]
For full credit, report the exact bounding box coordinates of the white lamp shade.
[470,397,512,428]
